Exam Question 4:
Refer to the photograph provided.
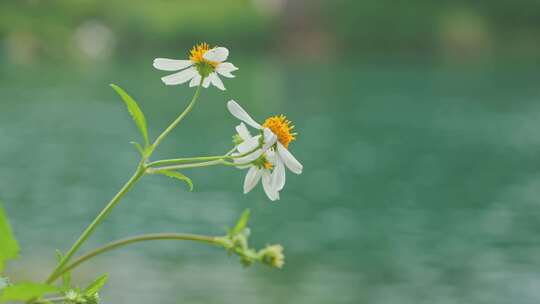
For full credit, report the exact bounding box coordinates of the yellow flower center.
[262,115,296,148]
[253,154,274,170]
[263,161,273,170]
[189,43,218,68]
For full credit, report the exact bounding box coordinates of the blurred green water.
[2,60,540,303]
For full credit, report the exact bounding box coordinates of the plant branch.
[43,79,206,286]
[45,161,146,284]
[147,160,227,172]
[48,233,222,283]
[149,78,204,154]
[146,144,261,168]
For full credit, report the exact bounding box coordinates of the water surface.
[2,61,540,303]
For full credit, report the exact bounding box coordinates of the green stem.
[147,155,229,167]
[49,233,221,283]
[43,79,206,286]
[148,160,226,172]
[35,297,66,303]
[148,150,260,172]
[147,145,260,168]
[149,78,203,154]
[46,162,146,284]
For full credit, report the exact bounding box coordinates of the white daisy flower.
[228,100,302,196]
[153,43,238,91]
[232,125,281,201]
[233,122,277,163]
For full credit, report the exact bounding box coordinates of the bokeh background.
[2,0,540,303]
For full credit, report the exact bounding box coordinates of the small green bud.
[232,134,244,145]
[221,211,285,269]
[65,290,79,302]
[84,293,100,304]
[259,244,285,269]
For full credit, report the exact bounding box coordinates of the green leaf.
[232,209,251,235]
[0,283,57,302]
[110,84,150,148]
[83,274,108,296]
[0,202,19,273]
[155,170,194,191]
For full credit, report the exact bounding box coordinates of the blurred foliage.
[0,0,273,61]
[2,0,540,62]
[329,0,540,60]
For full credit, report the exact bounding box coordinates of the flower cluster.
[227,101,303,201]
[216,210,285,269]
[154,43,303,201]
[0,42,299,304]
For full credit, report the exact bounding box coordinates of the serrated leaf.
[110,84,149,148]
[232,209,250,235]
[83,274,108,296]
[155,170,194,191]
[0,283,57,302]
[0,202,19,273]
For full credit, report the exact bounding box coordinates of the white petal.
[209,72,226,91]
[231,153,252,169]
[161,67,197,85]
[262,171,280,201]
[262,128,277,151]
[277,142,303,174]
[227,100,262,129]
[216,62,238,78]
[202,77,211,88]
[237,135,260,153]
[265,149,276,163]
[234,149,262,164]
[236,123,252,141]
[272,159,286,191]
[189,74,201,87]
[244,167,262,194]
[153,58,193,71]
[203,47,229,62]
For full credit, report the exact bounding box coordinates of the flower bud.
[259,244,285,269]
[232,134,244,145]
[85,293,100,304]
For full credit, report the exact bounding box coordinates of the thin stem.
[149,78,204,153]
[43,79,206,286]
[147,146,259,168]
[147,147,235,167]
[35,297,66,303]
[148,149,260,172]
[148,160,226,172]
[149,155,226,166]
[45,162,146,284]
[49,233,221,283]
[220,160,239,166]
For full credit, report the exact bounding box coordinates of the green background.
[2,1,540,303]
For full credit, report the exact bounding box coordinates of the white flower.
[153,43,238,90]
[227,100,303,176]
[228,101,302,200]
[234,122,277,162]
[233,123,282,201]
